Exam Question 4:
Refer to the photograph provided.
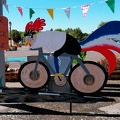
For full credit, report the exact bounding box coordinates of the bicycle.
[18,47,108,96]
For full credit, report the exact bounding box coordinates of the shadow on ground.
[0,81,120,117]
[0,103,120,118]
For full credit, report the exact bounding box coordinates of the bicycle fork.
[33,48,43,76]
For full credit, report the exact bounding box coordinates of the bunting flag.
[63,8,70,19]
[106,0,115,13]
[2,0,116,19]
[47,9,54,19]
[29,8,35,19]
[16,7,23,16]
[81,5,90,18]
[2,0,9,13]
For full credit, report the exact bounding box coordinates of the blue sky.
[2,0,120,33]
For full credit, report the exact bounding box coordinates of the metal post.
[70,102,72,113]
[0,0,6,87]
[9,21,12,47]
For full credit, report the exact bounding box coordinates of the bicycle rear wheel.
[18,61,50,91]
[69,61,108,96]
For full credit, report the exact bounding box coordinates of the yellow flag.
[47,9,54,19]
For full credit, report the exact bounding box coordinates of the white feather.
[30,31,66,52]
[81,34,120,48]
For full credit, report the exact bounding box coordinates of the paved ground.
[0,79,120,120]
[2,46,120,120]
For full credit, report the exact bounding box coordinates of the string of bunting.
[2,0,115,19]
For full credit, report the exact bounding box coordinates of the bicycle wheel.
[18,61,50,90]
[69,61,108,95]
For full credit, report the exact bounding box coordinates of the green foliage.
[12,30,21,43]
[55,28,63,32]
[9,29,24,39]
[79,52,87,61]
[73,52,87,64]
[97,21,108,28]
[54,27,88,42]
[19,31,24,38]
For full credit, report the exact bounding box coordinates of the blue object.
[54,57,59,73]
[6,57,27,62]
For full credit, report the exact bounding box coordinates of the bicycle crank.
[54,73,67,86]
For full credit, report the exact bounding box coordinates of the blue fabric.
[80,21,120,45]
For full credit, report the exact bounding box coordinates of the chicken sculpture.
[24,17,120,75]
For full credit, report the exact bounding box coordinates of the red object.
[25,17,46,31]
[17,7,23,16]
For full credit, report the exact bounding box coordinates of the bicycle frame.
[19,47,107,94]
[30,48,90,76]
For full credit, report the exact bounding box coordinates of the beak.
[24,40,29,46]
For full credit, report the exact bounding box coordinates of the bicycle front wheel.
[69,61,108,95]
[18,61,50,90]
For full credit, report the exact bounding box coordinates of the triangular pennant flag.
[47,9,54,19]
[2,0,9,13]
[106,0,115,13]
[63,8,70,19]
[81,4,90,18]
[16,6,23,16]
[29,8,35,19]
[3,4,9,13]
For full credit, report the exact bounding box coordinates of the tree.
[19,31,24,38]
[55,27,88,42]
[66,28,88,41]
[54,28,63,32]
[70,28,82,40]
[12,30,21,43]
[65,28,73,34]
[97,21,108,28]
[82,33,88,41]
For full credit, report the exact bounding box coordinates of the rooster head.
[24,17,46,46]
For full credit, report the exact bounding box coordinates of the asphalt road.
[0,79,120,120]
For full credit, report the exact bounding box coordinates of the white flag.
[81,5,90,18]
[63,8,70,19]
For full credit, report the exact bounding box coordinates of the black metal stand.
[70,102,72,113]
